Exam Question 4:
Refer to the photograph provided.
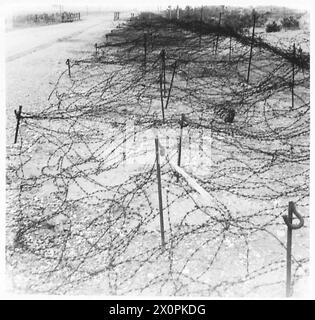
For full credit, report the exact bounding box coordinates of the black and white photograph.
[1,0,313,300]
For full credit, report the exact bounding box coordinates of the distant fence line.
[12,12,81,27]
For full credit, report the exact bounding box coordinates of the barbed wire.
[6,14,309,296]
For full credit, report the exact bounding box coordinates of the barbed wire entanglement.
[6,13,309,296]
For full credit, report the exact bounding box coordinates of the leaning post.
[246,10,256,83]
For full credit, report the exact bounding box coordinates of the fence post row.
[155,137,166,249]
[282,201,304,297]
[14,105,23,144]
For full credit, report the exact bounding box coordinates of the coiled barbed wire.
[6,14,309,296]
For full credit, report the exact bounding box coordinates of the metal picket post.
[282,201,304,297]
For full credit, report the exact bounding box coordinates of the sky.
[1,0,313,14]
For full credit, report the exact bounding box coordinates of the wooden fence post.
[150,31,154,50]
[143,32,147,69]
[165,60,177,109]
[176,114,185,182]
[155,137,165,248]
[122,123,126,163]
[189,135,192,162]
[298,46,304,74]
[160,49,166,98]
[246,11,256,83]
[229,36,232,62]
[14,105,23,144]
[199,126,204,165]
[66,59,71,77]
[291,43,296,110]
[159,50,166,122]
[159,73,165,122]
[215,11,222,55]
[163,52,167,98]
[199,6,203,47]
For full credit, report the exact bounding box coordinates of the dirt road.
[5,12,124,138]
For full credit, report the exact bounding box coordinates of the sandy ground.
[5,12,126,139]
